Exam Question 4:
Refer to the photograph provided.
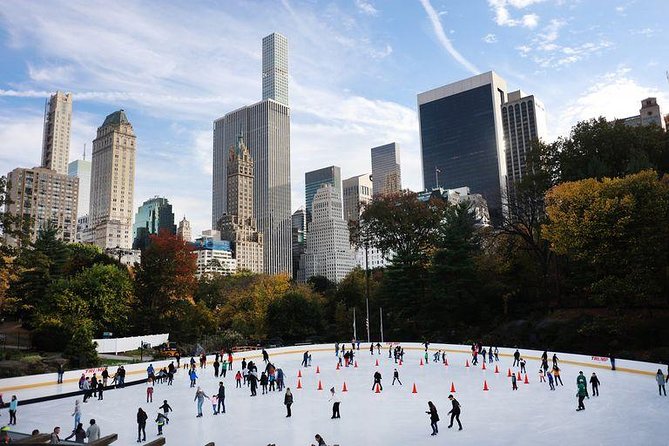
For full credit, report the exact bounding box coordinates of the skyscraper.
[418,71,508,223]
[177,216,192,242]
[41,91,72,175]
[302,184,355,284]
[68,155,91,218]
[132,196,176,250]
[213,33,291,276]
[262,33,289,106]
[371,143,402,196]
[501,90,547,197]
[342,173,372,223]
[5,167,78,244]
[218,135,264,274]
[305,166,341,223]
[89,110,136,250]
[291,207,306,280]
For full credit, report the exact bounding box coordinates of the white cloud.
[488,0,543,29]
[483,33,498,44]
[355,0,379,16]
[418,0,480,75]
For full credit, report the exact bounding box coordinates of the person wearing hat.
[447,395,462,430]
[577,371,589,398]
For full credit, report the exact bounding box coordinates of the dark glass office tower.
[418,71,508,224]
[305,165,341,223]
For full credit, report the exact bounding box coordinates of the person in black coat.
[217,382,226,414]
[136,408,148,442]
[590,373,601,396]
[372,371,383,391]
[447,395,462,430]
[426,401,439,436]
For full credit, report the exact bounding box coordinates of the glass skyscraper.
[371,143,401,196]
[418,71,508,223]
[305,165,341,223]
[262,33,289,106]
[132,196,176,250]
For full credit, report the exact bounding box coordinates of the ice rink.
[4,344,666,445]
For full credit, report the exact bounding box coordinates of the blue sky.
[1,0,667,236]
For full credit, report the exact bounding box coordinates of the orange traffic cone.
[450,382,456,393]
[342,382,348,392]
[494,365,499,374]
[316,366,320,374]
[354,361,358,368]
[297,379,302,389]
[412,383,418,394]
[375,359,379,367]
[399,359,403,366]
[375,383,381,393]
[298,370,302,378]
[336,362,340,370]
[420,358,424,366]
[517,371,522,380]
[317,380,323,391]
[444,358,448,366]
[524,374,529,384]
[507,368,512,377]
[482,361,487,370]
[465,360,470,368]
[483,380,489,391]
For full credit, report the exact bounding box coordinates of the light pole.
[365,241,371,343]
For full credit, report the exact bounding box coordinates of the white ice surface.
[4,346,666,446]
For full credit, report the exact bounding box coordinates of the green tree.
[64,319,99,368]
[266,290,323,343]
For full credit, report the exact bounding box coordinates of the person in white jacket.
[86,419,100,442]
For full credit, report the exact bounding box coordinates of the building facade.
[217,135,264,273]
[177,216,192,242]
[302,184,356,284]
[75,214,95,244]
[213,33,291,276]
[417,186,491,227]
[262,33,289,106]
[621,97,666,130]
[501,90,547,198]
[418,71,508,224]
[132,196,176,250]
[342,173,373,223]
[68,158,91,218]
[305,165,341,223]
[291,207,306,280]
[371,143,402,196]
[6,167,78,244]
[41,91,72,175]
[89,110,136,250]
[193,236,237,278]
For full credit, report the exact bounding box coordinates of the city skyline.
[1,0,668,237]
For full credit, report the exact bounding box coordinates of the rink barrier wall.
[92,333,169,354]
[0,342,664,399]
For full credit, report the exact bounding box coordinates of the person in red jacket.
[235,370,242,388]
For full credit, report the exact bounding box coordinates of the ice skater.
[71,400,81,430]
[8,396,17,425]
[136,407,147,442]
[284,388,293,417]
[539,369,545,383]
[372,371,383,391]
[392,368,402,386]
[577,371,589,398]
[329,387,340,419]
[513,349,520,367]
[146,378,154,402]
[262,349,269,363]
[494,347,499,362]
[217,382,226,414]
[426,401,439,436]
[656,369,666,396]
[520,358,527,374]
[590,373,600,396]
[194,387,208,417]
[155,411,168,435]
[576,382,587,411]
[159,400,172,423]
[511,373,518,391]
[547,371,555,390]
[447,394,462,430]
[302,351,309,367]
[235,370,242,388]
[553,366,563,386]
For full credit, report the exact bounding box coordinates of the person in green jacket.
[576,371,589,398]
[576,382,587,411]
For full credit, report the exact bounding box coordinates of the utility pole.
[435,166,440,189]
[365,242,371,343]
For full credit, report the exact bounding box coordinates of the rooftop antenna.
[83,143,86,161]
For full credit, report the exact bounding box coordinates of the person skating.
[369,344,374,355]
[91,373,98,398]
[235,370,242,388]
[159,400,172,423]
[513,349,520,367]
[260,372,269,394]
[71,400,81,430]
[547,372,555,390]
[57,364,64,384]
[136,408,148,442]
[656,369,667,396]
[590,372,600,396]
[376,342,381,355]
[101,367,109,387]
[86,419,100,442]
[64,423,85,442]
[426,401,439,436]
[372,371,383,391]
[189,369,198,388]
[511,373,518,391]
[284,388,293,417]
[82,378,91,402]
[221,358,228,378]
[97,381,104,400]
[392,368,402,385]
[577,371,589,398]
[447,394,462,430]
[488,347,493,364]
[248,371,258,396]
[302,351,309,367]
[146,378,154,403]
[262,349,269,363]
[553,366,563,386]
[576,382,587,411]
[277,367,285,391]
[213,358,220,377]
[520,358,527,374]
[194,387,208,417]
[539,369,545,383]
[216,382,226,414]
[552,353,559,369]
[8,396,17,425]
[312,434,327,446]
[329,387,341,419]
[494,347,499,361]
[335,342,339,357]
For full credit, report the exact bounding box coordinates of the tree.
[266,290,323,343]
[543,170,669,308]
[64,319,99,368]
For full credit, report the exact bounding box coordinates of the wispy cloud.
[418,0,480,75]
[488,0,543,29]
[483,33,498,44]
[355,0,379,16]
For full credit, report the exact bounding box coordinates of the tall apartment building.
[305,166,341,223]
[132,196,176,250]
[342,173,373,223]
[302,184,356,284]
[418,71,509,223]
[217,135,264,273]
[177,216,192,242]
[213,33,291,276]
[41,91,72,175]
[6,167,78,244]
[68,157,91,218]
[371,143,402,196]
[89,110,136,250]
[501,90,547,197]
[193,234,237,278]
[291,207,306,281]
[262,32,289,106]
